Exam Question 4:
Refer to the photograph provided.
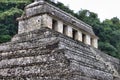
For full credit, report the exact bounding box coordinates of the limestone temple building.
[0,0,120,80]
[17,0,98,48]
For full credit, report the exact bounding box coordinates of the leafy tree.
[0,35,11,43]
[0,1,26,43]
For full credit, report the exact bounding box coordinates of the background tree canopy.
[0,0,120,59]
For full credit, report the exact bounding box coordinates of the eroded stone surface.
[0,27,120,80]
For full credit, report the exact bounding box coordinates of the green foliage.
[0,7,23,19]
[0,1,27,43]
[46,0,75,16]
[0,35,11,43]
[0,7,23,36]
[0,0,120,59]
[99,42,118,56]
[0,0,31,3]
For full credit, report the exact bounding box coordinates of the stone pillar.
[84,34,91,45]
[47,15,52,29]
[42,14,52,29]
[93,38,98,48]
[56,20,63,33]
[77,31,82,42]
[18,20,24,34]
[66,26,73,38]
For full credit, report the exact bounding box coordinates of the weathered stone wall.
[18,15,42,34]
[0,27,120,80]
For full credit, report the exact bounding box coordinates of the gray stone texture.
[0,27,120,80]
[18,1,97,37]
[0,0,119,80]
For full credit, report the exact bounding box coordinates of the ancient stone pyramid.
[0,0,120,80]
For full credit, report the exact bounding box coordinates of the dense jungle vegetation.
[0,0,120,59]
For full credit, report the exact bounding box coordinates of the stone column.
[77,31,82,42]
[66,26,73,38]
[93,38,98,48]
[56,20,63,33]
[84,34,91,45]
[18,20,24,34]
[47,15,52,29]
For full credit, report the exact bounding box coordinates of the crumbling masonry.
[0,0,120,80]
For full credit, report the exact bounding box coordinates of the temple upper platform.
[17,0,98,48]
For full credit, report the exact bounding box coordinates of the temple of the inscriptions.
[17,0,98,48]
[0,0,120,80]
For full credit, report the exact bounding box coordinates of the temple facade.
[0,0,120,80]
[17,0,98,48]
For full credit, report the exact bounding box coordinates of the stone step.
[0,75,97,80]
[0,48,52,60]
[0,48,68,78]
[12,28,55,42]
[66,48,96,60]
[0,49,68,69]
[0,37,59,52]
[0,71,98,80]
[59,41,95,58]
[65,49,109,73]
[0,54,54,69]
[0,63,68,78]
[70,61,113,80]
